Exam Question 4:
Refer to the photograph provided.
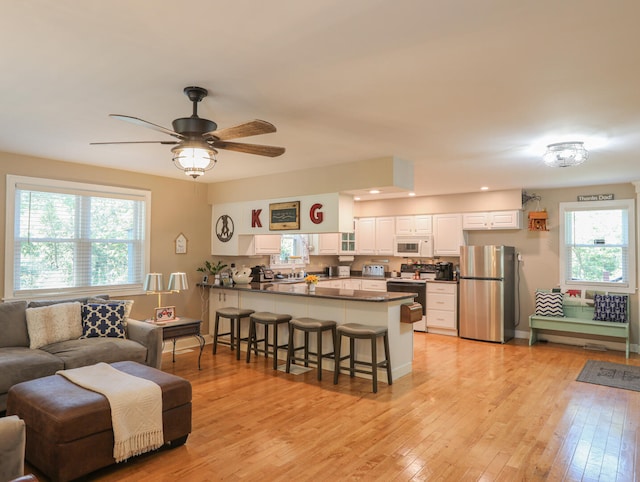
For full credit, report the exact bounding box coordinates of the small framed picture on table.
[155,306,176,322]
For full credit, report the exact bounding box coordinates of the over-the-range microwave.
[394,236,434,258]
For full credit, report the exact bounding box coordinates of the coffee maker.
[435,262,454,281]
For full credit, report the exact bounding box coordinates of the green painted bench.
[529,303,630,358]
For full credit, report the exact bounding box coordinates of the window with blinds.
[559,199,635,293]
[5,175,150,299]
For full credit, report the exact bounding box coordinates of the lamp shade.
[171,141,217,179]
[143,273,164,292]
[168,272,189,291]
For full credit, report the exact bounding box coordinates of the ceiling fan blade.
[110,114,184,139]
[204,119,277,140]
[90,140,179,145]
[212,140,285,157]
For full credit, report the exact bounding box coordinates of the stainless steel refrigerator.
[459,245,515,343]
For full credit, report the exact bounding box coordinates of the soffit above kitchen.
[2,1,640,198]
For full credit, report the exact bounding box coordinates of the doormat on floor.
[277,364,312,375]
[577,360,640,392]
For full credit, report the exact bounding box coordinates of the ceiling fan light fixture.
[542,141,588,168]
[171,141,217,178]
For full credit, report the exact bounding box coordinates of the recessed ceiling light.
[369,189,380,194]
[408,192,416,197]
[480,186,489,191]
[354,196,361,201]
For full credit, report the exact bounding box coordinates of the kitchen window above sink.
[270,234,309,269]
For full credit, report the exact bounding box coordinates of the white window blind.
[559,199,635,293]
[5,175,151,299]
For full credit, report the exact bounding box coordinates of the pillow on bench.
[534,291,563,317]
[593,294,627,323]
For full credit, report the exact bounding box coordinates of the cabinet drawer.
[427,283,457,295]
[426,309,457,329]
[427,292,455,310]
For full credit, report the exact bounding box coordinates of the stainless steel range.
[386,263,437,332]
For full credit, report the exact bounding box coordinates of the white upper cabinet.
[339,232,356,255]
[250,235,282,255]
[433,214,467,256]
[462,210,522,230]
[395,215,433,236]
[310,233,340,255]
[356,217,395,255]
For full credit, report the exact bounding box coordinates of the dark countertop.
[198,282,416,303]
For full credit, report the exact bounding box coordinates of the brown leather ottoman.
[6,361,192,482]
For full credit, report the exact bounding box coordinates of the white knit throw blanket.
[57,362,164,463]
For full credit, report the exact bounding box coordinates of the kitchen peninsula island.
[206,282,417,381]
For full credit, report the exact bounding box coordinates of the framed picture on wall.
[269,201,300,230]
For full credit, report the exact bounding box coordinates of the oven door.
[386,281,427,332]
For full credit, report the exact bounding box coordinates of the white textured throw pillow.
[26,302,83,349]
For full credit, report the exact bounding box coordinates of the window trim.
[4,175,151,301]
[559,199,636,294]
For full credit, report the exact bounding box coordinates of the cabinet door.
[395,216,415,235]
[253,235,282,254]
[342,278,362,290]
[414,215,433,235]
[339,232,356,254]
[355,218,376,255]
[375,217,395,255]
[317,232,340,255]
[361,279,387,292]
[490,210,522,229]
[462,213,489,230]
[433,214,466,256]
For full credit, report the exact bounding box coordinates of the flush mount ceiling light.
[542,141,588,168]
[171,140,217,179]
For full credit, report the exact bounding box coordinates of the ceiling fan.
[91,86,285,178]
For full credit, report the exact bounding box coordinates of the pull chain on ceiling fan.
[91,86,285,178]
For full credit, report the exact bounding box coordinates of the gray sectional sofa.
[0,296,163,412]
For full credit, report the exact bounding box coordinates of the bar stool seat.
[286,317,337,381]
[213,307,255,360]
[246,312,292,369]
[333,323,392,393]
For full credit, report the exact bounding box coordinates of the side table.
[156,317,205,369]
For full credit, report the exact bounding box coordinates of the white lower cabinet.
[426,282,458,336]
[342,278,362,290]
[361,279,387,292]
[318,279,342,288]
[208,288,239,336]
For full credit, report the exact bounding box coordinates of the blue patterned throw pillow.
[81,303,126,338]
[593,294,628,323]
[535,291,564,317]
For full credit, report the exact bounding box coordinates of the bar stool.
[333,323,392,393]
[213,307,255,360]
[286,317,337,381]
[246,312,292,369]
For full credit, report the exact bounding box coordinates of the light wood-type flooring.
[26,333,640,481]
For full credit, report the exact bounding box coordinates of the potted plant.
[197,260,228,286]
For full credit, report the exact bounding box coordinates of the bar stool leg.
[303,332,310,367]
[349,338,356,378]
[246,320,255,363]
[333,333,342,385]
[272,324,279,370]
[384,333,393,386]
[234,317,242,360]
[371,335,378,393]
[285,326,295,373]
[213,313,221,354]
[316,330,323,381]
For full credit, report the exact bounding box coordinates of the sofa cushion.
[81,303,126,338]
[86,298,134,320]
[26,302,82,349]
[0,346,63,395]
[27,294,109,308]
[0,301,29,348]
[40,338,147,369]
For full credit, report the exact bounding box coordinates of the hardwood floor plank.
[22,334,640,481]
